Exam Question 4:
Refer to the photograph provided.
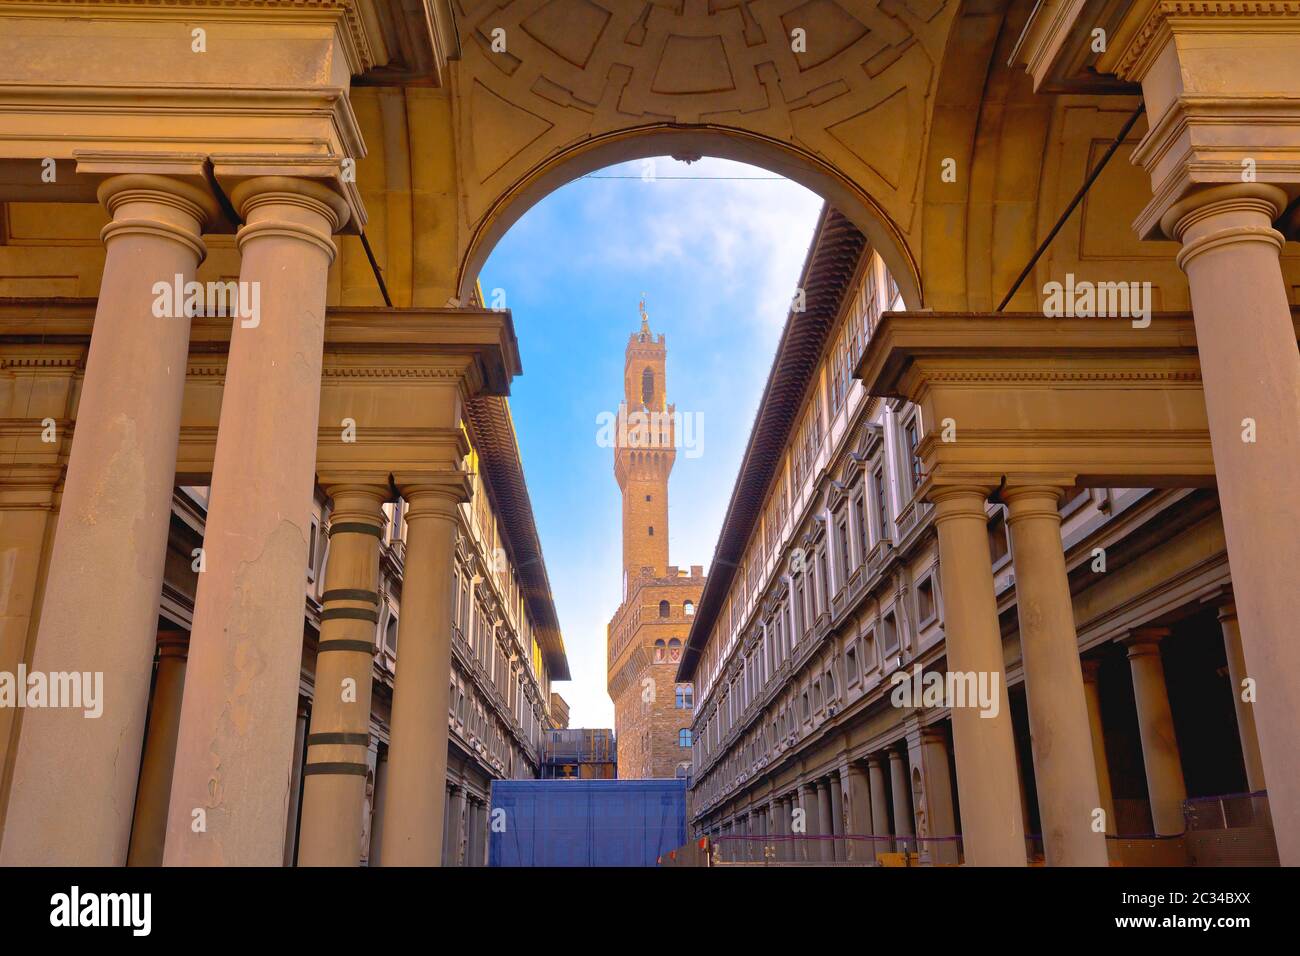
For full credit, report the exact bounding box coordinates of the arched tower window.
[683,600,695,616]
[642,367,655,408]
[654,639,666,663]
[659,600,670,617]
[678,728,693,748]
[668,637,682,662]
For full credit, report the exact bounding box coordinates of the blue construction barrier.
[488,778,687,867]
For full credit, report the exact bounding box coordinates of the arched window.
[674,684,694,710]
[642,367,655,408]
[385,614,398,652]
[678,728,693,748]
[675,762,690,779]
[659,600,670,617]
[668,637,682,662]
[654,639,666,663]
[683,600,695,616]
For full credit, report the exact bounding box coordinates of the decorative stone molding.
[854,310,1286,488]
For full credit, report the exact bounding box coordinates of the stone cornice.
[1,0,377,74]
[1104,0,1300,81]
[0,301,522,397]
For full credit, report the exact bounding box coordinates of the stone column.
[1004,485,1108,866]
[465,797,480,868]
[868,755,891,859]
[369,749,390,868]
[828,770,845,862]
[1218,602,1265,793]
[297,484,387,866]
[1080,659,1117,836]
[379,478,469,865]
[797,783,817,862]
[846,762,872,862]
[126,630,190,867]
[2,170,216,866]
[917,728,960,865]
[446,786,466,866]
[816,779,834,862]
[929,485,1026,865]
[1124,629,1187,836]
[440,787,454,865]
[283,702,309,866]
[776,796,791,862]
[0,479,58,805]
[889,749,914,850]
[1161,184,1299,862]
[163,176,349,866]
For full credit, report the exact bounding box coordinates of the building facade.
[607,306,703,779]
[679,207,1276,866]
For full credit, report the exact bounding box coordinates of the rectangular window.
[837,520,850,585]
[882,611,899,656]
[794,580,805,637]
[905,418,923,491]
[917,575,936,624]
[874,467,889,542]
[988,511,1010,565]
[306,521,318,581]
[853,495,867,565]
[816,549,828,613]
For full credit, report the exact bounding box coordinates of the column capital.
[1122,626,1172,657]
[321,482,391,525]
[156,629,190,662]
[917,725,948,747]
[93,172,220,263]
[394,472,473,518]
[74,150,223,223]
[227,175,351,263]
[1002,483,1067,524]
[928,484,995,523]
[1080,657,1104,683]
[213,155,362,233]
[1156,183,1289,266]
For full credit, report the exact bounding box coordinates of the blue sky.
[480,157,823,728]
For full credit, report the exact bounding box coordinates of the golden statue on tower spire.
[639,293,650,336]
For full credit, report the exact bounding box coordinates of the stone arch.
[456,124,923,306]
[450,0,966,305]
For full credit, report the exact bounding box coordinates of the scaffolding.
[540,728,617,779]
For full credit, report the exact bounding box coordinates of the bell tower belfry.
[614,297,675,592]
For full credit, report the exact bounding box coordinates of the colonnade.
[443,784,490,867]
[930,476,1273,864]
[0,161,480,867]
[714,730,961,865]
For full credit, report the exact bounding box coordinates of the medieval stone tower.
[607,300,705,779]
